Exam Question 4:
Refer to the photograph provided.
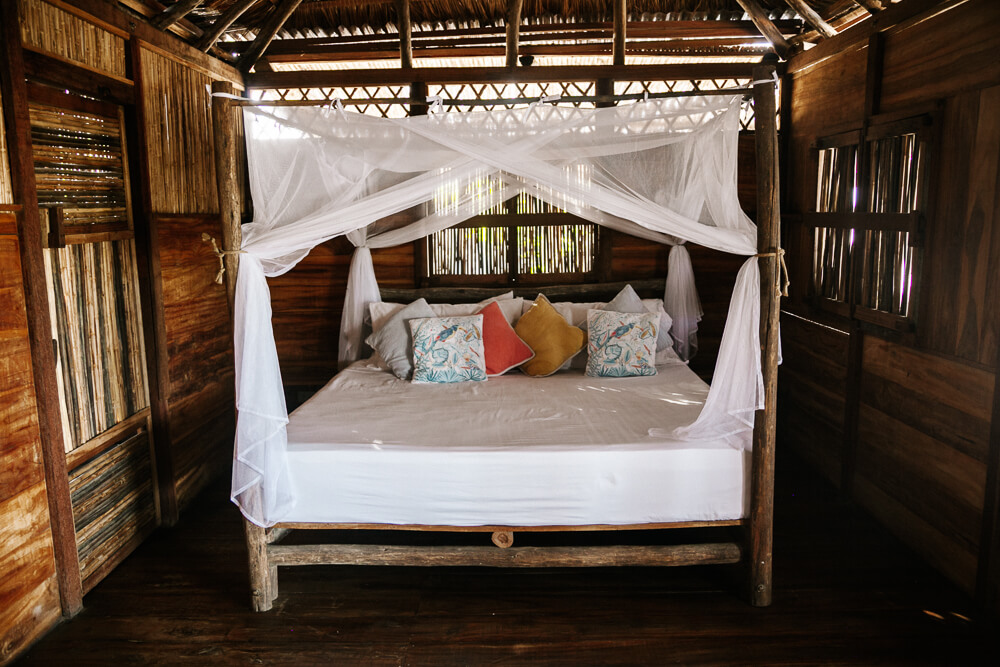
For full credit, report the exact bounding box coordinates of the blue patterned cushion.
[585,309,658,378]
[410,315,487,384]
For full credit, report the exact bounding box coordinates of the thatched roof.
[127,0,880,70]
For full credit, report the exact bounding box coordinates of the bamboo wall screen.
[18,0,126,78]
[29,101,149,452]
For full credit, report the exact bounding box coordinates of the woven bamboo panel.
[140,47,219,215]
[29,103,129,222]
[69,430,156,589]
[0,87,12,204]
[18,0,126,78]
[44,240,149,451]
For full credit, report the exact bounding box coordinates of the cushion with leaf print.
[409,315,487,384]
[585,309,658,378]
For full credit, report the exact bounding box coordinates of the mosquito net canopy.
[233,95,762,526]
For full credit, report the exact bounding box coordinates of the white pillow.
[370,292,515,333]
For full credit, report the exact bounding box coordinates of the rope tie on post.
[755,247,790,298]
[202,233,245,285]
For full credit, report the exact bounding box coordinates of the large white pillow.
[370,292,516,333]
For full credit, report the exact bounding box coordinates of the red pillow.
[477,301,535,376]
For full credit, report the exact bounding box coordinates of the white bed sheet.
[283,360,750,525]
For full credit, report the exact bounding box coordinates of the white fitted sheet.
[283,360,750,525]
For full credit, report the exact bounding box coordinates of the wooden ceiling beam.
[734,0,791,59]
[260,40,771,64]
[197,0,260,52]
[612,0,626,66]
[782,0,837,38]
[853,0,884,14]
[247,62,759,88]
[152,0,204,31]
[239,0,305,73]
[505,0,524,68]
[395,0,413,69]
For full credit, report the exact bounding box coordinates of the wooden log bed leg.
[749,63,781,607]
[244,518,273,611]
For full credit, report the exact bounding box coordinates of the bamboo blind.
[44,240,149,452]
[18,0,126,78]
[0,87,12,204]
[140,47,219,214]
[29,103,130,226]
[813,145,858,303]
[517,223,597,275]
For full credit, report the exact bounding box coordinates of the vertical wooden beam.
[126,38,179,526]
[197,0,260,53]
[245,520,273,611]
[976,369,1000,611]
[612,0,627,67]
[239,0,304,73]
[505,0,524,69]
[0,0,83,617]
[749,64,780,608]
[211,81,242,311]
[782,0,837,39]
[734,0,791,59]
[396,0,413,70]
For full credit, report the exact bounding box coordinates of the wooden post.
[197,0,260,53]
[239,0,305,73]
[0,0,84,617]
[734,0,791,59]
[749,64,781,607]
[127,38,179,527]
[245,521,273,611]
[505,0,524,69]
[612,0,627,67]
[782,0,837,39]
[395,0,413,70]
[211,81,242,312]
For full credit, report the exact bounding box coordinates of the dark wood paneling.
[0,217,61,660]
[879,0,1000,114]
[154,214,235,510]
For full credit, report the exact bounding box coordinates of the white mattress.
[283,360,750,526]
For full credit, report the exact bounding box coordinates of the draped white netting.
[233,95,763,526]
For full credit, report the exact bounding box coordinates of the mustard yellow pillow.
[515,295,586,377]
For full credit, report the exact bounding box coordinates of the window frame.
[805,105,939,332]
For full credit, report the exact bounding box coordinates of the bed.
[221,66,782,611]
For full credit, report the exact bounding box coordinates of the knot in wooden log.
[491,531,514,549]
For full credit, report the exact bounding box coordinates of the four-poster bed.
[213,65,782,612]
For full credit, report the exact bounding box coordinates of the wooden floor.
[20,454,999,666]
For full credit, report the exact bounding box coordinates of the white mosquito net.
[233,95,763,526]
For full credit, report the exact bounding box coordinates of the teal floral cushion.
[410,315,488,384]
[585,309,658,378]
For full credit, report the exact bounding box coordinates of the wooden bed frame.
[214,65,782,611]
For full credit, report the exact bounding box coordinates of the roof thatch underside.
[177,0,863,41]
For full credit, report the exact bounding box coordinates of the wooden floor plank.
[19,453,999,666]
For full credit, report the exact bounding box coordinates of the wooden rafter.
[239,0,305,73]
[395,0,412,69]
[734,0,791,59]
[152,0,203,30]
[197,0,260,52]
[505,0,523,68]
[783,0,837,38]
[854,0,884,13]
[613,0,626,66]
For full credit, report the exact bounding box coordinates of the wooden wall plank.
[154,214,235,510]
[0,219,61,661]
[0,87,11,204]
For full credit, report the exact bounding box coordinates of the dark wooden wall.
[269,136,756,391]
[0,208,61,663]
[780,0,1000,609]
[0,0,243,659]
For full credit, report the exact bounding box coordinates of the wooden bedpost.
[749,64,781,607]
[211,81,272,610]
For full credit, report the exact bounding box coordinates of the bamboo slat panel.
[0,87,12,204]
[29,103,130,222]
[68,430,156,589]
[140,48,219,215]
[18,0,126,78]
[44,240,149,451]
